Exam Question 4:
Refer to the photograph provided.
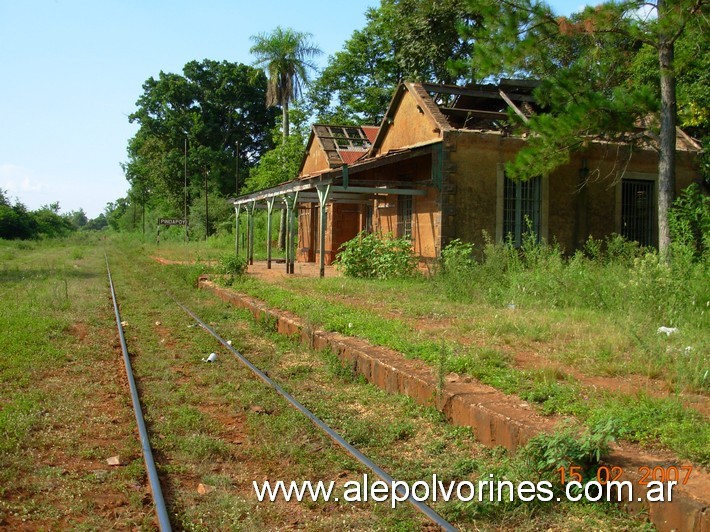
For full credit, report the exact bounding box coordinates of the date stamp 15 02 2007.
[557,465,693,486]
[555,465,693,503]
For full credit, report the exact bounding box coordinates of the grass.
[0,233,651,529]
[187,235,710,467]
[0,236,147,527]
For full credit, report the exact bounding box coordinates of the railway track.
[105,255,456,531]
[106,255,172,531]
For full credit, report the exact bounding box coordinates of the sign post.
[157,218,188,245]
[158,218,187,226]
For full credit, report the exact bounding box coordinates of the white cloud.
[0,164,45,193]
[0,163,126,218]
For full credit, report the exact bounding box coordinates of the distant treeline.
[0,189,107,240]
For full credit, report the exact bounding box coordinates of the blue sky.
[0,0,590,218]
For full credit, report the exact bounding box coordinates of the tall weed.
[437,232,709,392]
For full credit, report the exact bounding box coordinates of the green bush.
[523,420,617,482]
[670,183,710,261]
[218,253,247,277]
[334,231,418,279]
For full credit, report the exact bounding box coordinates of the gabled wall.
[373,86,443,156]
[300,137,331,176]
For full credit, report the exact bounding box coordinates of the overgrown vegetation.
[215,205,708,466]
[334,231,418,279]
[669,183,710,260]
[217,253,247,285]
[439,231,708,331]
[0,235,648,529]
[0,190,106,240]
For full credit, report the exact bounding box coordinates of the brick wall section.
[442,131,700,254]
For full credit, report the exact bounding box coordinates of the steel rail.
[105,255,172,531]
[171,294,457,532]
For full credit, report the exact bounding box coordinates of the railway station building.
[231,80,702,275]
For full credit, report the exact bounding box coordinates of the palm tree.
[250,27,321,250]
[250,27,322,141]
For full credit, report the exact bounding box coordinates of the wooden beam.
[330,186,427,196]
[439,107,509,120]
[420,82,536,102]
[499,89,529,124]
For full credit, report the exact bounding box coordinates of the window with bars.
[398,195,413,239]
[364,204,373,233]
[503,175,541,246]
[621,179,654,247]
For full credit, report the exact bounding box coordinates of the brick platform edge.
[199,277,709,531]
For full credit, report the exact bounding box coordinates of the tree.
[629,13,709,159]
[250,27,321,249]
[462,0,707,256]
[307,11,399,124]
[104,198,130,232]
[643,0,706,254]
[0,190,34,239]
[0,190,75,239]
[67,208,88,229]
[309,0,478,124]
[84,213,108,231]
[250,27,322,141]
[125,60,276,216]
[245,107,309,193]
[33,206,74,238]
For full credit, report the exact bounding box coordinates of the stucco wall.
[300,140,330,176]
[376,88,442,155]
[441,131,510,250]
[369,155,440,260]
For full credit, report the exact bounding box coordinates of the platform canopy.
[229,141,441,278]
[230,140,440,208]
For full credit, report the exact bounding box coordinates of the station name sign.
[158,218,187,226]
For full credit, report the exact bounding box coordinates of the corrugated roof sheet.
[338,150,367,165]
[361,126,380,144]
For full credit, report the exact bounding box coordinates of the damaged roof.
[370,79,700,155]
[299,124,379,175]
[420,79,541,131]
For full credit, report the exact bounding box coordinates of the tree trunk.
[278,97,290,251]
[657,2,677,260]
[282,98,290,140]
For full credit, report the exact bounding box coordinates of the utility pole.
[235,140,240,194]
[184,138,188,242]
[204,169,209,240]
